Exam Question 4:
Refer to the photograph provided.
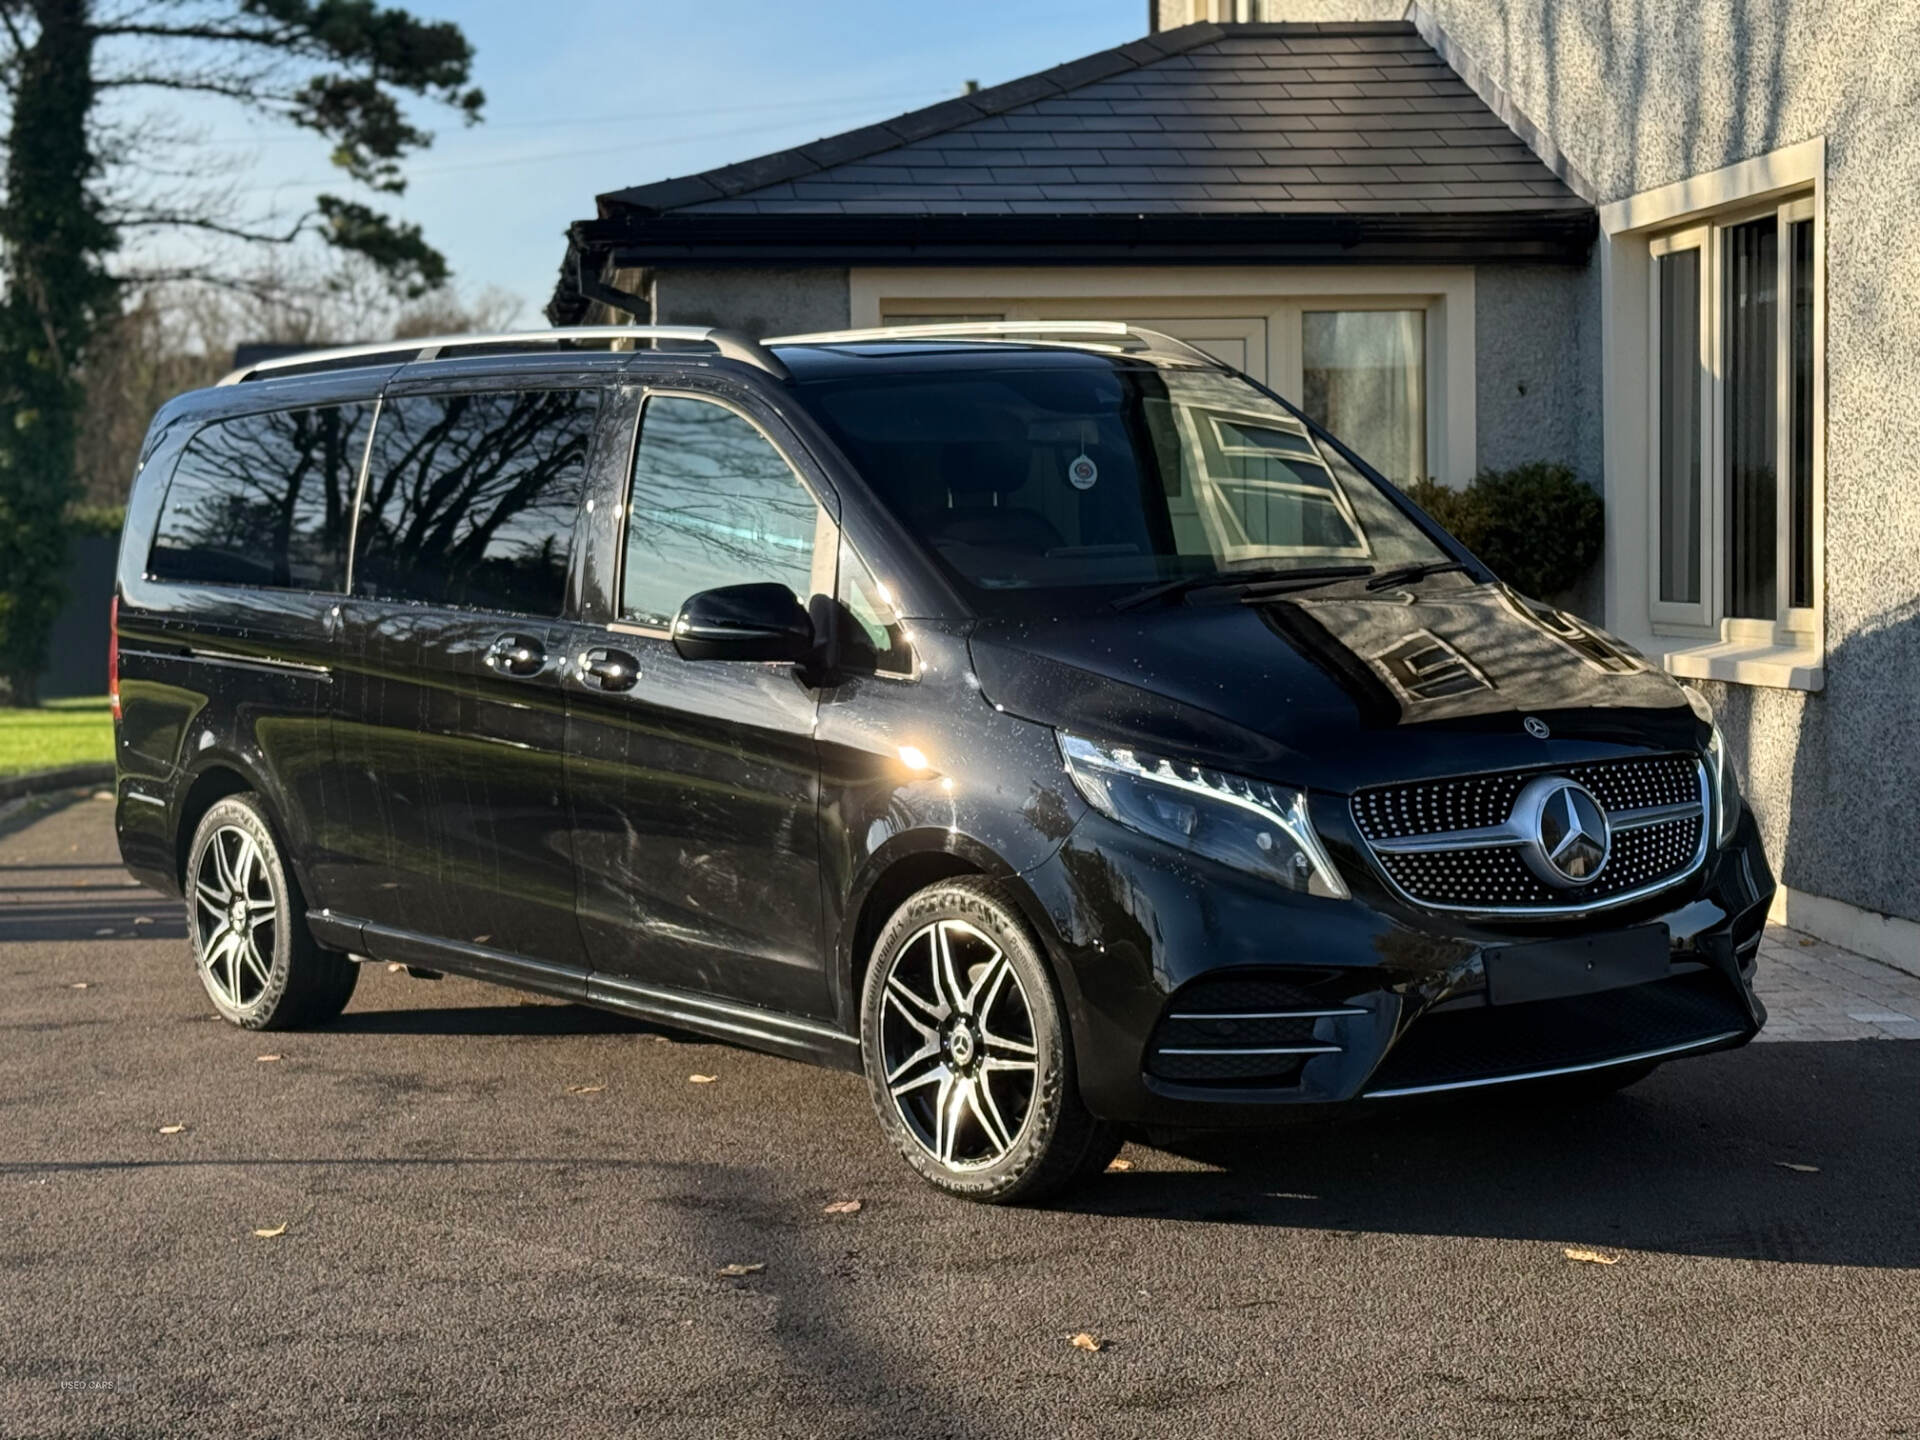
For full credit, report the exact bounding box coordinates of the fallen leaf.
[823,1199,863,1215]
[717,1262,765,1277]
[253,1223,288,1239]
[158,1124,187,1135]
[566,1084,606,1095]
[1564,1247,1618,1266]
[688,1074,717,1084]
[255,1054,281,1063]
[387,963,405,973]
[1798,938,1814,947]
[68,982,89,990]
[133,916,153,926]
[1106,1158,1133,1172]
[1775,1161,1821,1174]
[1070,1332,1105,1352]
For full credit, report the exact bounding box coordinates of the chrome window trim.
[1352,759,1712,919]
[185,648,333,678]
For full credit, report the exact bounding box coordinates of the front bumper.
[1019,809,1773,1128]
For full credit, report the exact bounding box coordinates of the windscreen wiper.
[1111,564,1375,613]
[1363,560,1469,591]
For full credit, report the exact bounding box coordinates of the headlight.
[1057,733,1348,899]
[1685,686,1743,849]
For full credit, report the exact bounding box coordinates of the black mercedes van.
[112,322,1772,1201]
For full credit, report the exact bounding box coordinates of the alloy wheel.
[878,919,1039,1170]
[193,826,278,1010]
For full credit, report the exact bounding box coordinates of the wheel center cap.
[947,1023,977,1068]
[229,900,248,930]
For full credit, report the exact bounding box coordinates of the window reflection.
[355,389,598,615]
[622,396,825,629]
[148,404,368,590]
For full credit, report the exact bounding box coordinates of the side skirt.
[344,917,863,1073]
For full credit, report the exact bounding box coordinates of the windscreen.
[795,361,1451,613]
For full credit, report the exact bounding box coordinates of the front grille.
[1145,973,1359,1088]
[1373,814,1704,909]
[1364,969,1751,1096]
[1351,753,1707,915]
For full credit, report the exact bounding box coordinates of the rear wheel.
[186,794,357,1030]
[860,877,1119,1203]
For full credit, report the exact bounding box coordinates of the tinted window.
[794,363,1450,615]
[622,396,828,629]
[148,404,368,589]
[355,388,599,615]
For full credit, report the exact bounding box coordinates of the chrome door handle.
[484,634,546,678]
[579,647,640,692]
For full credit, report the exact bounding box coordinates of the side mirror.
[671,583,815,664]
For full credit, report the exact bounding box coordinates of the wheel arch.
[837,830,1086,1039]
[172,754,312,904]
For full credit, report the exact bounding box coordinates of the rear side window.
[355,388,599,615]
[621,395,831,630]
[147,404,369,589]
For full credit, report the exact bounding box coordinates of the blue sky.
[194,1,1142,320]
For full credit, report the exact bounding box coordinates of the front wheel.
[859,878,1119,1203]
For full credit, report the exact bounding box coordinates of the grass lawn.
[0,696,114,779]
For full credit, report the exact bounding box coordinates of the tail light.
[108,595,121,722]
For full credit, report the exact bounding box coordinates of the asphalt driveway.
[3,791,1917,1438]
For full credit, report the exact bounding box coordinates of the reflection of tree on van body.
[623,397,821,626]
[152,405,369,588]
[357,390,598,613]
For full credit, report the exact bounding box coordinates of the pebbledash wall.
[1392,0,1920,962]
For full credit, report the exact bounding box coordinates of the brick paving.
[1755,923,1920,1042]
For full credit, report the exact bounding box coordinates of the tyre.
[859,877,1119,1203]
[186,794,357,1030]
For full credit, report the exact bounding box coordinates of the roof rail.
[765,320,1226,369]
[216,325,790,386]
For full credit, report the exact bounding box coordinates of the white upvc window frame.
[1600,137,1826,692]
[1646,197,1822,646]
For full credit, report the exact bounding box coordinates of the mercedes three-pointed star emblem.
[1512,776,1610,888]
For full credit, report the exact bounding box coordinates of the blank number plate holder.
[1483,926,1671,1006]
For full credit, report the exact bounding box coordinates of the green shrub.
[1406,462,1603,599]
[67,503,126,540]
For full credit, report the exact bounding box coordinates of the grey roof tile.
[595,21,1584,225]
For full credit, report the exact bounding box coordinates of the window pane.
[148,404,367,590]
[1789,217,1815,610]
[1724,216,1778,620]
[1656,248,1703,606]
[355,389,597,615]
[622,396,823,629]
[838,538,915,676]
[1301,311,1426,484]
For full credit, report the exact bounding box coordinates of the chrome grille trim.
[1157,1045,1341,1057]
[1362,1031,1745,1099]
[1166,1007,1366,1021]
[1352,757,1711,918]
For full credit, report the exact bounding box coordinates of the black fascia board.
[578,209,1598,268]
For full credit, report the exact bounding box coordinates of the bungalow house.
[549,0,1920,967]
